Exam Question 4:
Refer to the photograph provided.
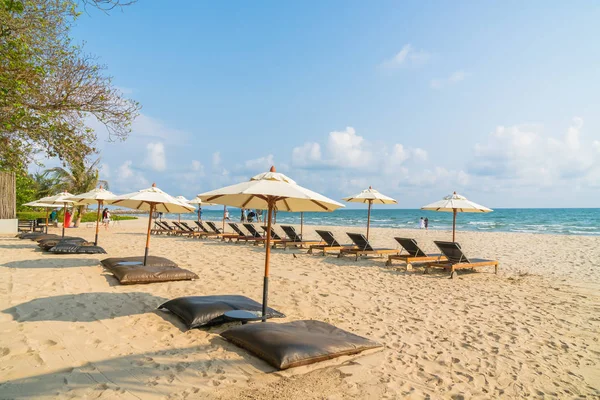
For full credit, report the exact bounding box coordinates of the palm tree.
[45,158,108,227]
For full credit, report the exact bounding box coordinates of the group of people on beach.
[239,208,262,223]
[419,217,429,230]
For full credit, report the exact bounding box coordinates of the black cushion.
[39,238,87,251]
[107,264,198,285]
[158,295,285,328]
[221,320,382,370]
[17,232,46,240]
[33,234,61,242]
[100,256,178,270]
[50,243,106,254]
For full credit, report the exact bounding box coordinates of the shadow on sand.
[0,339,272,399]
[0,258,100,269]
[2,292,169,323]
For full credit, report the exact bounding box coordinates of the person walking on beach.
[197,206,202,221]
[102,208,111,230]
[419,217,425,229]
[256,209,262,222]
[424,217,429,230]
[247,210,256,222]
[50,209,57,224]
[240,208,246,222]
[224,207,230,221]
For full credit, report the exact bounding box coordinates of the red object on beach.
[64,211,72,228]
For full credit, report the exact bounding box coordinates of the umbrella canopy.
[106,184,195,265]
[421,192,492,241]
[37,191,77,237]
[197,166,344,320]
[174,196,191,222]
[343,187,397,240]
[23,201,64,234]
[66,187,117,245]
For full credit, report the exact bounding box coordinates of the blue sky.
[39,1,600,207]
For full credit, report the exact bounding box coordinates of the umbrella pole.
[366,200,372,240]
[62,202,66,237]
[178,213,181,223]
[144,204,154,266]
[452,208,457,242]
[300,212,304,238]
[223,205,226,232]
[94,200,102,246]
[262,200,273,322]
[45,207,49,234]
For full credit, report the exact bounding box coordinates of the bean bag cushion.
[18,232,46,240]
[34,234,61,242]
[39,237,87,251]
[107,264,198,285]
[50,243,107,254]
[158,295,285,328]
[221,320,382,370]
[100,256,178,270]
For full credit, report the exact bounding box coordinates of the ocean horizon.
[147,208,600,236]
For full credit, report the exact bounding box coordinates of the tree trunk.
[74,204,85,227]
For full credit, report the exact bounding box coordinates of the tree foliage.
[0,0,140,172]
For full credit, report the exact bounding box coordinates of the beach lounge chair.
[338,233,400,261]
[161,221,187,236]
[280,225,322,249]
[173,221,207,238]
[151,221,169,235]
[308,230,357,256]
[385,238,447,269]
[229,223,263,244]
[425,241,499,279]
[180,221,198,232]
[260,226,299,248]
[206,221,240,241]
[194,221,223,237]
[243,224,267,245]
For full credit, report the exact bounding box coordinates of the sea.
[155,208,600,236]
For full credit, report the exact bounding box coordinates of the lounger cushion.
[100,256,178,270]
[17,232,46,240]
[158,295,285,328]
[108,264,198,285]
[50,243,107,254]
[33,234,62,242]
[221,320,382,370]
[38,237,87,251]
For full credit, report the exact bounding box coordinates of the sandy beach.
[0,219,599,399]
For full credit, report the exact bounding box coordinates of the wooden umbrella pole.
[94,200,102,245]
[62,202,67,237]
[178,213,181,223]
[222,205,226,232]
[452,208,457,242]
[262,199,273,322]
[366,200,372,240]
[300,212,304,239]
[144,203,154,266]
[45,207,49,234]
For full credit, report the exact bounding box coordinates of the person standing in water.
[197,206,202,221]
[419,217,425,229]
[424,217,429,230]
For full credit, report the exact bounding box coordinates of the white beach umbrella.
[421,191,492,241]
[106,184,195,265]
[197,166,344,319]
[342,186,397,240]
[187,196,215,221]
[37,191,77,237]
[65,186,117,245]
[22,201,65,234]
[174,196,191,223]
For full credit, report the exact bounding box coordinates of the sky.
[36,1,600,208]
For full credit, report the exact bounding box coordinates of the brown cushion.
[39,238,87,251]
[100,256,178,270]
[50,244,107,254]
[108,264,198,285]
[34,234,61,242]
[220,320,382,370]
[158,295,285,328]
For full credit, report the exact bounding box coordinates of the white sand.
[0,219,599,399]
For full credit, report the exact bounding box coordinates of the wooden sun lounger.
[243,224,267,245]
[308,230,357,256]
[174,221,209,238]
[151,221,169,235]
[338,233,400,261]
[260,226,299,248]
[280,225,322,249]
[229,223,264,244]
[385,237,447,269]
[194,221,224,238]
[425,241,499,279]
[206,221,240,241]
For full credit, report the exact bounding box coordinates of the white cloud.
[292,142,322,168]
[191,160,203,172]
[327,127,371,168]
[118,160,134,179]
[145,142,166,171]
[468,117,598,188]
[593,140,600,153]
[380,44,431,69]
[114,160,149,192]
[212,152,221,168]
[430,70,467,89]
[244,154,275,172]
